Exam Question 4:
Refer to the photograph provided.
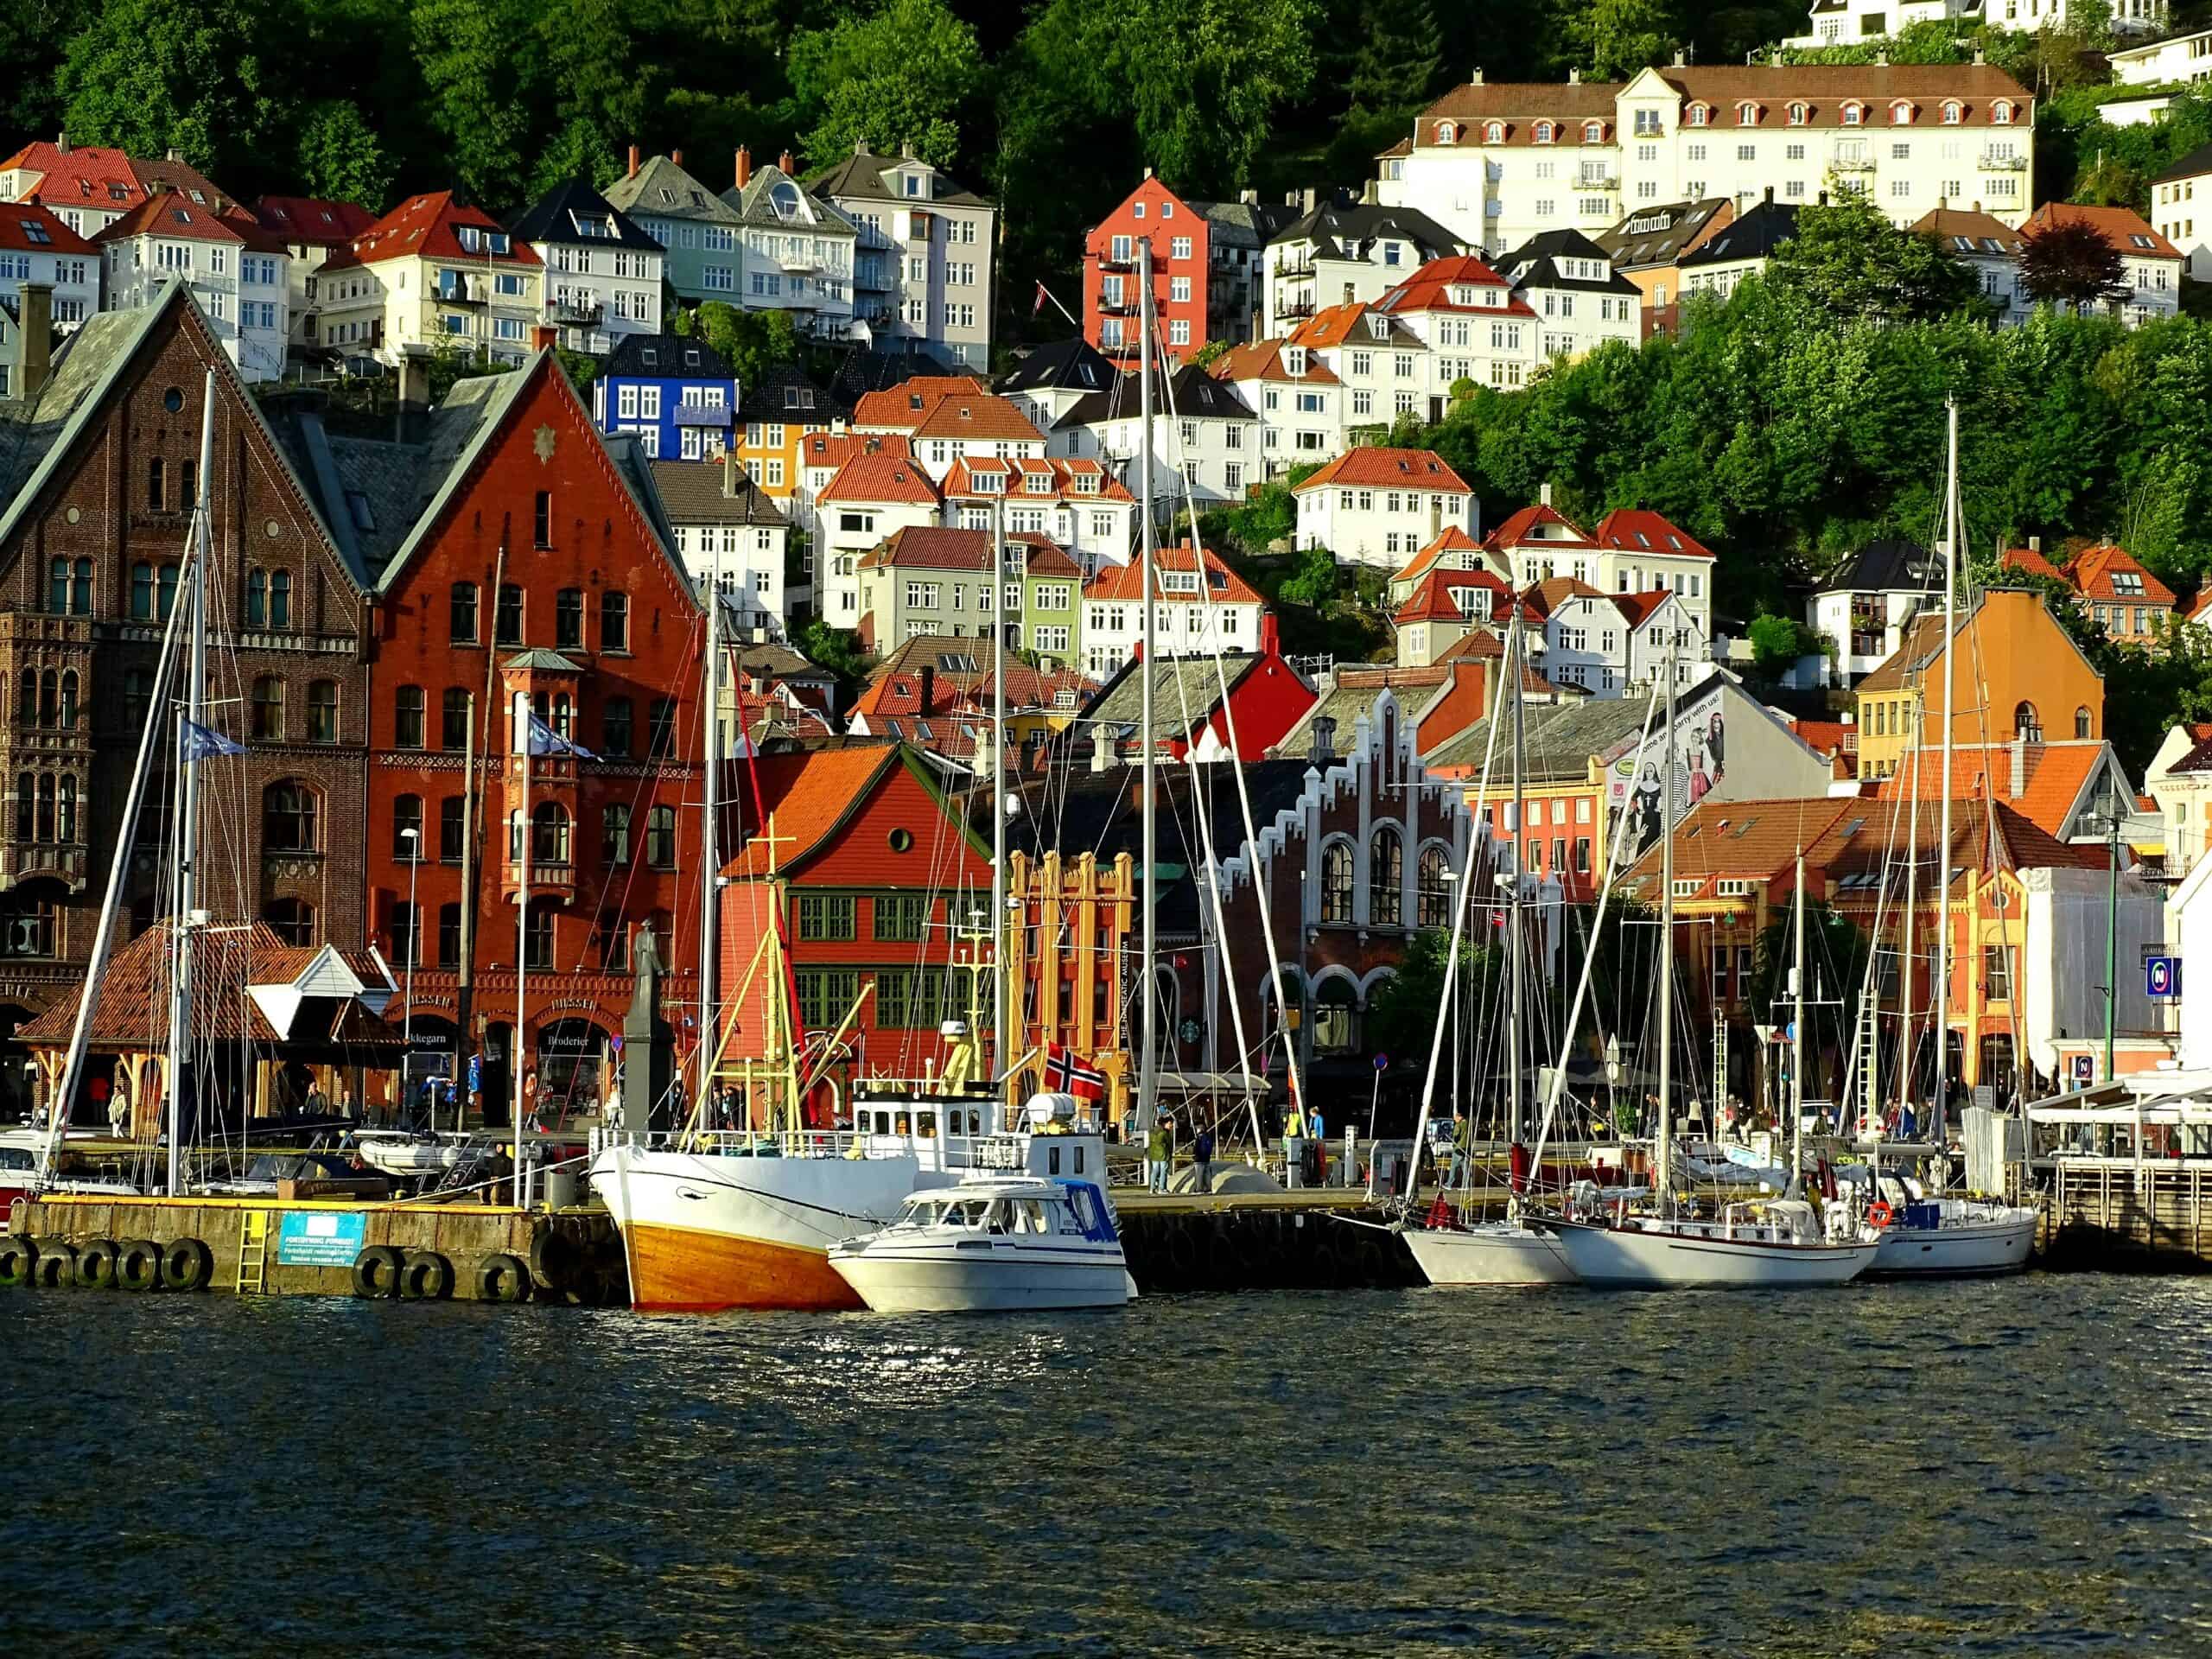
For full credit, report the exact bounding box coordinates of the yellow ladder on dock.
[235,1211,270,1294]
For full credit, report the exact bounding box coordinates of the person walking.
[1192,1122,1215,1195]
[1446,1109,1471,1190]
[1146,1117,1171,1193]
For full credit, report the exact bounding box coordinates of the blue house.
[590,333,738,461]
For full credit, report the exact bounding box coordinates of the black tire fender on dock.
[529,1224,576,1291]
[473,1252,531,1303]
[400,1249,454,1300]
[157,1236,213,1292]
[0,1235,34,1287]
[29,1239,76,1288]
[1306,1238,1342,1288]
[1162,1217,1198,1286]
[351,1243,406,1299]
[1205,1217,1238,1291]
[72,1238,119,1289]
[118,1238,166,1291]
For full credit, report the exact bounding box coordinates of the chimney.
[1875,49,1888,67]
[1974,199,1983,214]
[14,283,54,402]
[779,150,794,175]
[2030,535,2041,553]
[1539,481,1553,508]
[1309,715,1338,765]
[1772,48,1786,67]
[1362,178,1379,205]
[671,148,683,167]
[1091,726,1116,772]
[2010,734,2027,798]
[723,444,739,499]
[918,664,935,713]
[1472,68,1484,86]
[1143,166,1154,181]
[54,130,68,155]
[166,147,185,163]
[1673,49,1686,67]
[1301,187,1317,214]
[1568,68,1580,85]
[1974,44,1986,65]
[1261,613,1281,657]
[627,144,639,179]
[1765,185,1774,203]
[734,146,752,189]
[1239,188,1257,206]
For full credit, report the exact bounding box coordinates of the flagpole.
[513,689,529,1207]
[1033,279,1082,331]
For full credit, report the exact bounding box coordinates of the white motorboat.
[353,1130,473,1179]
[1402,1219,1579,1286]
[1532,1200,1881,1288]
[1866,1196,2038,1278]
[828,1175,1135,1313]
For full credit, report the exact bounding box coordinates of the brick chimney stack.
[734,146,752,190]
[779,150,794,175]
[627,144,639,179]
[15,282,54,402]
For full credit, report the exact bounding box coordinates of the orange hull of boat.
[625,1220,862,1313]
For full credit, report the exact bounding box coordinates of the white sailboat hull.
[1404,1224,1579,1286]
[1868,1209,2037,1278]
[829,1239,1135,1313]
[1538,1217,1880,1288]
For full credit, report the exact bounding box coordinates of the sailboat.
[1527,634,1882,1288]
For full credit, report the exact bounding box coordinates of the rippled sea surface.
[5,1276,2211,1657]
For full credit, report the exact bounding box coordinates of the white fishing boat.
[828,1173,1134,1313]
[1866,1192,2037,1277]
[1535,1202,1880,1288]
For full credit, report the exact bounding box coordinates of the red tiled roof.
[0,201,95,256]
[1590,507,1714,563]
[723,747,906,878]
[1609,589,1673,626]
[254,195,378,246]
[851,375,990,426]
[320,190,543,272]
[1485,503,1591,548]
[1288,302,1371,348]
[1208,340,1340,385]
[1522,575,1604,620]
[819,452,941,506]
[1374,255,1533,318]
[1084,541,1263,605]
[2001,545,2068,584]
[1871,740,2109,840]
[852,377,1042,443]
[942,455,1135,505]
[855,658,1094,720]
[94,192,289,253]
[1393,524,1483,586]
[801,432,914,473]
[1295,446,1471,493]
[1661,65,2032,131]
[1415,83,1621,149]
[1433,628,1505,664]
[2026,201,2180,261]
[2066,543,2176,607]
[858,524,993,571]
[1790,718,1857,755]
[1,140,143,208]
[2188,589,2212,623]
[1395,568,1506,625]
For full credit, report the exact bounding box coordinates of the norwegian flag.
[1033,280,1049,317]
[1042,1041,1107,1103]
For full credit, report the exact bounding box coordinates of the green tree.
[531,0,653,197]
[1578,0,1675,79]
[1765,194,1989,325]
[412,0,537,207]
[793,618,874,688]
[1363,929,1503,1065]
[789,0,984,169]
[1746,610,1820,673]
[55,0,291,186]
[1277,542,1342,606]
[2019,219,2128,311]
[292,99,395,209]
[696,302,800,391]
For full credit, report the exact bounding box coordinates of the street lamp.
[399,824,421,1124]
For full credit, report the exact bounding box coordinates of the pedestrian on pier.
[1192,1123,1215,1195]
[1147,1117,1170,1193]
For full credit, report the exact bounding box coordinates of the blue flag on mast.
[525,710,595,760]
[180,720,245,760]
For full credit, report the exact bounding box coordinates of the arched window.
[395,684,425,748]
[1313,977,1358,1054]
[38,670,56,728]
[10,772,28,840]
[392,793,423,859]
[246,569,267,626]
[1484,121,1505,143]
[2075,706,2092,740]
[47,558,67,614]
[35,773,54,842]
[308,680,338,744]
[1787,102,1808,126]
[1942,101,1963,125]
[645,804,677,868]
[263,781,319,852]
[1582,119,1605,143]
[1737,101,1758,125]
[532,801,572,865]
[1416,844,1451,929]
[437,903,463,969]
[2012,701,2042,743]
[58,670,77,728]
[1262,967,1304,1039]
[1435,121,1458,143]
[1992,100,2015,125]
[1890,99,1914,124]
[148,456,166,511]
[251,675,284,741]
[0,886,59,957]
[269,570,292,629]
[601,590,630,652]
[1370,826,1403,926]
[1686,105,1707,128]
[1535,121,1555,143]
[1319,840,1354,923]
[551,692,574,738]
[1840,102,1865,126]
[441,687,471,750]
[71,559,90,613]
[266,898,315,947]
[450,581,480,643]
[58,776,75,843]
[130,562,155,620]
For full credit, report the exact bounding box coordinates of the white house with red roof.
[808,442,942,627]
[96,194,291,381]
[1367,252,1548,391]
[1538,585,1700,696]
[1393,567,1513,667]
[939,455,1137,573]
[1389,524,1487,605]
[849,374,1047,480]
[1291,446,1478,569]
[0,202,99,336]
[1080,541,1267,677]
[2024,202,2183,325]
[1288,301,1447,429]
[312,191,543,368]
[0,137,234,237]
[1475,496,1713,639]
[1206,338,1340,476]
[253,195,377,360]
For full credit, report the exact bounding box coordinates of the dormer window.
[1582,120,1605,143]
[1840,102,1865,126]
[1737,101,1759,126]
[1484,120,1505,143]
[1284,346,1306,374]
[1787,103,1808,126]
[1891,100,1915,124]
[1535,121,1555,143]
[1992,100,2016,125]
[1435,122,1458,143]
[1942,100,1964,125]
[1073,472,1100,494]
[1687,105,1709,128]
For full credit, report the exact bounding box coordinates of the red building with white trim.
[1082,175,1211,365]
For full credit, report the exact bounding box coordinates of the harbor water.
[5,1277,2209,1656]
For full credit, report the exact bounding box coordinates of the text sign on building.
[276,1211,368,1267]
[2146,956,2182,1000]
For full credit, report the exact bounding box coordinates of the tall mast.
[1897,706,1920,1136]
[513,689,531,1205]
[699,546,721,1111]
[1507,549,1526,1149]
[1935,394,1958,1139]
[165,369,216,1198]
[1792,846,1807,1178]
[1656,630,1676,1205]
[991,496,1010,1108]
[1136,233,1158,1133]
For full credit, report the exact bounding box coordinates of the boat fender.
[0,1235,34,1287]
[1867,1201,1894,1229]
[473,1252,531,1304]
[529,1225,577,1291]
[400,1249,454,1300]
[351,1244,406,1299]
[29,1239,76,1288]
[72,1237,120,1290]
[1306,1239,1341,1288]
[117,1238,164,1292]
[1351,1231,1388,1285]
[1162,1219,1198,1285]
[157,1236,213,1292]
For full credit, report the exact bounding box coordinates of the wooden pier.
[2037,1160,2212,1272]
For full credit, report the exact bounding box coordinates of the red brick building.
[352,353,706,1122]
[1082,175,1211,365]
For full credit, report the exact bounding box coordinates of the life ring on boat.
[72,1237,118,1290]
[351,1244,406,1299]
[158,1236,212,1292]
[400,1249,454,1300]
[29,1239,76,1288]
[116,1238,164,1291]
[1866,1201,1894,1228]
[0,1235,35,1287]
[473,1252,532,1304]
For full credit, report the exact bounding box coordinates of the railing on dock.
[2044,1156,2212,1265]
